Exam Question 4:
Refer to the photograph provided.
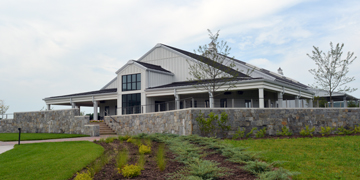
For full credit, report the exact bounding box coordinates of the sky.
[1,0,359,115]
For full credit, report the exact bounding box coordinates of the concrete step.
[98,122,116,135]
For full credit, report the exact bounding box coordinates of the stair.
[99,122,117,135]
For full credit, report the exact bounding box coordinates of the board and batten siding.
[102,77,118,89]
[148,71,173,88]
[140,47,194,82]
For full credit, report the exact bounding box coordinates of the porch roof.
[44,88,117,100]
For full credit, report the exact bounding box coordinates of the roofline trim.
[101,77,117,90]
[43,91,117,101]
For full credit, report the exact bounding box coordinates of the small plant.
[105,137,116,143]
[320,126,334,136]
[217,111,231,138]
[337,126,354,135]
[195,111,216,137]
[300,125,315,137]
[246,127,258,138]
[99,138,106,143]
[258,167,300,180]
[232,127,245,139]
[139,144,151,154]
[119,164,142,178]
[156,143,166,171]
[255,127,267,138]
[143,138,152,147]
[117,149,129,169]
[242,160,272,175]
[118,135,131,141]
[138,153,146,170]
[74,169,92,180]
[354,125,360,134]
[276,126,293,136]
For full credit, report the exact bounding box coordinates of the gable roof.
[160,44,249,78]
[135,61,172,73]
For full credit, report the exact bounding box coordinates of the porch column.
[71,102,76,109]
[232,99,234,108]
[209,91,214,108]
[295,96,300,108]
[309,99,313,108]
[258,88,264,108]
[183,100,186,108]
[192,98,195,108]
[268,99,271,108]
[47,104,51,110]
[93,101,98,120]
[277,92,283,108]
[343,96,347,108]
[251,99,253,108]
[174,89,180,110]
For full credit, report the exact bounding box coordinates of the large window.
[122,74,141,91]
[122,93,141,114]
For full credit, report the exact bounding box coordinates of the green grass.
[0,141,103,180]
[223,136,360,180]
[0,133,89,141]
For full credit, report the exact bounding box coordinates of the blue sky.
[1,0,359,114]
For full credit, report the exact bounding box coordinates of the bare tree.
[187,29,249,108]
[0,100,10,119]
[307,42,357,107]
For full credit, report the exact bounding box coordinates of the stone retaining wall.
[0,109,99,137]
[105,108,360,137]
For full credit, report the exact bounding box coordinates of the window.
[122,74,141,91]
[122,93,141,114]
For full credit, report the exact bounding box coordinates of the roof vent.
[278,67,283,75]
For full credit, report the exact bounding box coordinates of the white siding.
[148,71,173,88]
[102,77,118,89]
[140,47,194,82]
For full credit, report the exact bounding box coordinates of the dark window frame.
[122,73,141,91]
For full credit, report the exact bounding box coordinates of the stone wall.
[0,109,99,137]
[105,108,360,137]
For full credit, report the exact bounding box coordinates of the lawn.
[0,133,89,141]
[223,135,360,180]
[0,141,103,180]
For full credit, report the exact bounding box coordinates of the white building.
[44,43,314,120]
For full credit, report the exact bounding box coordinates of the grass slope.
[0,133,89,141]
[0,141,103,180]
[224,136,360,180]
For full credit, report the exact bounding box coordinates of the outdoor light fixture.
[18,128,21,145]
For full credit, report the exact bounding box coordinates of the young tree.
[187,29,249,108]
[307,42,357,107]
[0,100,10,119]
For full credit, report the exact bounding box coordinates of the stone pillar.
[295,96,299,108]
[209,91,214,108]
[47,104,51,110]
[93,101,98,120]
[343,96,347,108]
[258,88,264,108]
[277,92,283,108]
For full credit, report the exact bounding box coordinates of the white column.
[71,102,76,109]
[259,88,264,108]
[268,99,271,108]
[93,101,98,120]
[277,92,283,108]
[47,104,51,110]
[251,99,253,108]
[309,99,313,108]
[232,99,234,108]
[174,89,180,110]
[183,100,186,108]
[209,91,214,108]
[343,96,347,108]
[192,98,195,108]
[295,96,299,108]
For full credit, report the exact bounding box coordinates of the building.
[43,43,314,120]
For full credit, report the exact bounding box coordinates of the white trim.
[101,77,117,90]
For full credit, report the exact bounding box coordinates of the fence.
[0,113,13,120]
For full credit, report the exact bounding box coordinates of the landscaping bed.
[72,134,300,180]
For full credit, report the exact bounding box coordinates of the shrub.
[337,126,354,135]
[117,149,129,169]
[242,160,272,175]
[299,125,315,137]
[120,164,142,178]
[105,137,116,143]
[258,167,300,180]
[276,126,293,136]
[139,144,151,154]
[143,138,152,147]
[156,143,166,171]
[217,111,231,138]
[74,169,92,180]
[320,126,334,136]
[232,127,245,139]
[354,125,360,134]
[118,135,131,141]
[256,127,267,138]
[246,127,258,138]
[195,111,216,137]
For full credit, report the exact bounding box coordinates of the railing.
[0,113,14,120]
[119,97,315,115]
